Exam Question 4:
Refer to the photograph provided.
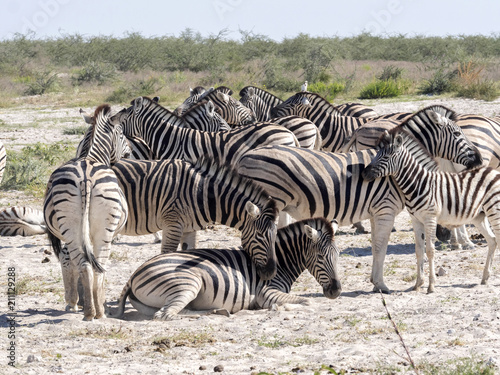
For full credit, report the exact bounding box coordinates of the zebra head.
[270,92,313,118]
[240,200,279,281]
[181,100,231,131]
[173,86,208,116]
[204,87,256,127]
[78,105,131,164]
[239,86,266,121]
[423,108,483,170]
[362,129,407,182]
[302,218,342,299]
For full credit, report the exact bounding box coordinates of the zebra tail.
[81,180,105,274]
[107,278,132,318]
[47,230,63,259]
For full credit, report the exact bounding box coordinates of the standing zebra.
[239,86,284,122]
[363,128,500,293]
[0,206,46,236]
[0,140,6,184]
[270,91,390,152]
[108,218,341,320]
[44,105,129,321]
[112,156,279,280]
[235,126,481,292]
[118,96,299,164]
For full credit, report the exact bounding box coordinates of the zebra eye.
[453,131,461,137]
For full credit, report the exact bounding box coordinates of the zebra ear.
[426,110,448,127]
[152,96,160,103]
[80,108,93,124]
[205,101,215,116]
[304,225,320,243]
[133,97,143,114]
[331,219,339,234]
[245,201,261,219]
[189,87,193,95]
[216,91,230,103]
[300,96,310,106]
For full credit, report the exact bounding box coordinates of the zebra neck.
[268,234,308,291]
[84,124,112,165]
[141,120,187,160]
[392,152,432,200]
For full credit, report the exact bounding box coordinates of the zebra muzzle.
[256,257,277,281]
[323,279,342,299]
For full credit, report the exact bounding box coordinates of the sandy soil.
[1,97,500,374]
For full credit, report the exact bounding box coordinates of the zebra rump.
[108,218,341,320]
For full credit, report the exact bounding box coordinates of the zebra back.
[333,102,377,118]
[181,100,231,131]
[239,86,284,122]
[199,86,256,126]
[0,140,5,185]
[0,206,46,236]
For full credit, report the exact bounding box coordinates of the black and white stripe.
[235,127,481,293]
[108,218,341,320]
[173,86,212,116]
[0,140,5,185]
[0,206,46,236]
[119,96,299,164]
[363,128,500,293]
[180,100,231,131]
[112,156,279,280]
[239,86,284,122]
[44,105,129,321]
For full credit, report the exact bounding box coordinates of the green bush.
[23,70,59,95]
[308,81,345,101]
[72,61,116,86]
[419,69,458,95]
[359,80,401,99]
[105,87,133,104]
[377,65,403,81]
[1,142,74,196]
[456,80,498,101]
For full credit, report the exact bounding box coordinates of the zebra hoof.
[372,285,391,294]
[82,315,94,322]
[450,244,462,250]
[461,243,475,250]
[213,309,230,317]
[65,304,79,312]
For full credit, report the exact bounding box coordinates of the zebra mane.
[239,86,282,102]
[213,86,234,95]
[292,92,343,115]
[411,105,458,122]
[381,127,437,164]
[190,86,206,96]
[192,155,278,218]
[293,217,335,241]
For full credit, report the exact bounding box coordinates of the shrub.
[23,70,59,96]
[419,68,458,95]
[1,142,74,196]
[377,65,403,81]
[456,80,498,101]
[105,87,133,104]
[131,77,162,96]
[359,80,401,99]
[72,61,116,86]
[308,81,345,101]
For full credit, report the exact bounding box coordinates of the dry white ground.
[1,96,500,375]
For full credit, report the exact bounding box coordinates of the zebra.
[0,206,46,236]
[112,156,279,280]
[362,128,500,293]
[107,218,341,320]
[238,87,320,149]
[44,104,129,321]
[270,91,391,152]
[173,86,212,116]
[0,140,5,185]
[235,128,481,292]
[118,96,299,165]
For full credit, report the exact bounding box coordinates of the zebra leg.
[352,221,367,234]
[450,228,461,250]
[180,230,198,250]
[153,289,200,321]
[410,216,426,292]
[257,287,310,309]
[59,245,80,312]
[424,218,437,294]
[79,260,96,321]
[472,214,497,285]
[455,225,475,249]
[160,224,184,253]
[153,231,162,243]
[369,215,395,293]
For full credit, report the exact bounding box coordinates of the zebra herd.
[1,84,499,321]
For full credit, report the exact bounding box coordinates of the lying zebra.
[107,218,341,320]
[0,206,46,236]
[362,128,500,293]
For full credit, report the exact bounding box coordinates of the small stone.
[214,364,224,372]
[41,257,50,263]
[44,249,53,255]
[355,262,362,268]
[199,365,207,370]
[436,266,447,276]
[27,354,41,363]
[473,314,481,321]
[447,329,455,335]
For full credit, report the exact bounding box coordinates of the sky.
[1,0,499,41]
